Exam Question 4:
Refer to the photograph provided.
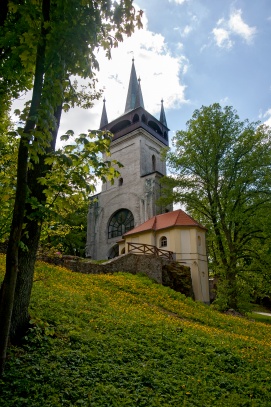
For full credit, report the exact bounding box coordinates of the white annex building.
[86,60,172,260]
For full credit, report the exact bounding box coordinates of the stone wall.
[39,253,193,297]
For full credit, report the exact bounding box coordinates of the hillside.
[1,254,271,406]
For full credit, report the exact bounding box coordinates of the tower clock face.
[108,209,134,239]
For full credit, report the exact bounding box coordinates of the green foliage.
[0,129,18,242]
[36,130,122,255]
[43,130,121,198]
[162,103,271,311]
[40,194,89,256]
[1,255,271,405]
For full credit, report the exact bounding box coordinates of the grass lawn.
[1,254,271,406]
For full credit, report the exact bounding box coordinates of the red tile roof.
[124,209,206,236]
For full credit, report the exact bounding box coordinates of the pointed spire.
[159,99,167,127]
[134,77,144,109]
[99,98,108,129]
[124,59,144,112]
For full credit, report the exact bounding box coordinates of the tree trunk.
[10,104,62,343]
[225,270,238,310]
[0,0,8,28]
[0,0,50,375]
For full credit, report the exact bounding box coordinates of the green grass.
[249,312,271,325]
[1,253,271,406]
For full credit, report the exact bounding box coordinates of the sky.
[58,0,271,145]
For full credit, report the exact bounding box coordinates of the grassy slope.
[0,254,271,406]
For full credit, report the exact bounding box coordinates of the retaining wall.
[39,253,193,297]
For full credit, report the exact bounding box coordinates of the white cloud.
[176,42,184,51]
[182,25,193,36]
[220,96,230,106]
[212,8,257,49]
[229,9,257,43]
[262,108,271,127]
[59,11,187,136]
[212,27,233,49]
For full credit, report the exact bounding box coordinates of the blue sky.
[58,1,271,143]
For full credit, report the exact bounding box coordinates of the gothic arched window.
[108,209,134,239]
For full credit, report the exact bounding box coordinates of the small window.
[133,114,139,123]
[119,177,123,186]
[160,236,167,247]
[197,236,201,246]
[152,155,156,171]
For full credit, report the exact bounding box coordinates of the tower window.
[152,155,156,172]
[108,209,134,239]
[133,114,139,123]
[160,236,167,247]
[119,177,123,186]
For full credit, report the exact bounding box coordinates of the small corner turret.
[99,98,108,129]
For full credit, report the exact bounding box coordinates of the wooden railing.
[127,242,174,261]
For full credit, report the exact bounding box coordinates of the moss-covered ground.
[1,254,271,406]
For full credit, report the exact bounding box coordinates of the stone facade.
[86,129,170,260]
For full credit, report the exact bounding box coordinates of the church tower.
[86,60,171,259]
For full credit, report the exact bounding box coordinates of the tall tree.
[162,103,271,311]
[0,125,18,243]
[0,0,142,374]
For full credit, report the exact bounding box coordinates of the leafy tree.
[40,195,89,257]
[0,0,142,374]
[0,120,18,243]
[39,130,118,257]
[162,103,271,312]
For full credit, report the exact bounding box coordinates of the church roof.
[123,209,207,236]
[98,59,169,145]
[124,59,144,112]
